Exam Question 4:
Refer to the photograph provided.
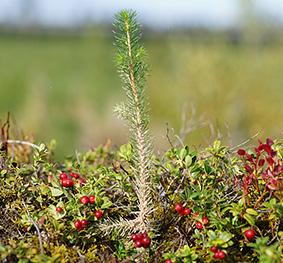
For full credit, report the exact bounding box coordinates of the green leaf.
[204,162,213,174]
[213,140,221,149]
[0,170,7,176]
[219,231,234,243]
[185,155,192,167]
[246,208,258,216]
[232,216,239,225]
[38,143,46,152]
[0,244,6,252]
[49,187,63,197]
[179,148,187,160]
[118,144,132,161]
[207,230,217,240]
[189,192,200,200]
[244,213,255,226]
[40,184,50,195]
[101,197,112,209]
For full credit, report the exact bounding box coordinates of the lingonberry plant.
[0,10,282,263]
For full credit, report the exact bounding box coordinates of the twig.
[267,220,281,245]
[77,250,86,263]
[254,189,268,209]
[172,169,187,202]
[174,135,185,148]
[165,123,174,148]
[22,201,44,254]
[4,140,41,151]
[176,104,210,147]
[230,132,260,152]
[75,150,81,165]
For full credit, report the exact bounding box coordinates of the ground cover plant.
[0,10,282,263]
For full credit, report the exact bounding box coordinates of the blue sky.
[0,0,282,29]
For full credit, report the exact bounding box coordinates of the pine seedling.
[101,10,154,235]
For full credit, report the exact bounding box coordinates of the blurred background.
[0,0,283,159]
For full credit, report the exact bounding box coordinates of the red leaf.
[266,138,273,146]
[266,157,274,166]
[237,149,246,156]
[244,164,253,173]
[258,159,265,167]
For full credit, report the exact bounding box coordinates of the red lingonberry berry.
[202,216,209,225]
[165,260,173,263]
[131,234,139,242]
[210,246,218,253]
[70,172,80,179]
[214,251,220,259]
[79,178,86,186]
[74,220,83,231]
[175,203,184,214]
[141,236,151,248]
[80,196,90,205]
[80,219,88,228]
[59,172,68,180]
[217,250,226,259]
[55,207,63,213]
[61,178,74,187]
[134,240,143,248]
[195,222,203,230]
[136,233,143,241]
[214,250,226,260]
[94,210,103,219]
[244,229,256,241]
[89,195,96,204]
[142,232,148,238]
[183,208,191,216]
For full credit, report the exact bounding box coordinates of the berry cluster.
[74,219,89,231]
[79,195,103,219]
[73,212,103,232]
[80,195,96,205]
[59,171,86,188]
[174,203,191,216]
[73,210,103,231]
[59,173,105,231]
[210,246,226,260]
[131,232,151,249]
[175,203,209,230]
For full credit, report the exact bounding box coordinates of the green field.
[1,31,283,158]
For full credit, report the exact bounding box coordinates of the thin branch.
[4,139,41,151]
[230,132,260,152]
[77,250,86,263]
[22,201,44,254]
[165,123,174,148]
